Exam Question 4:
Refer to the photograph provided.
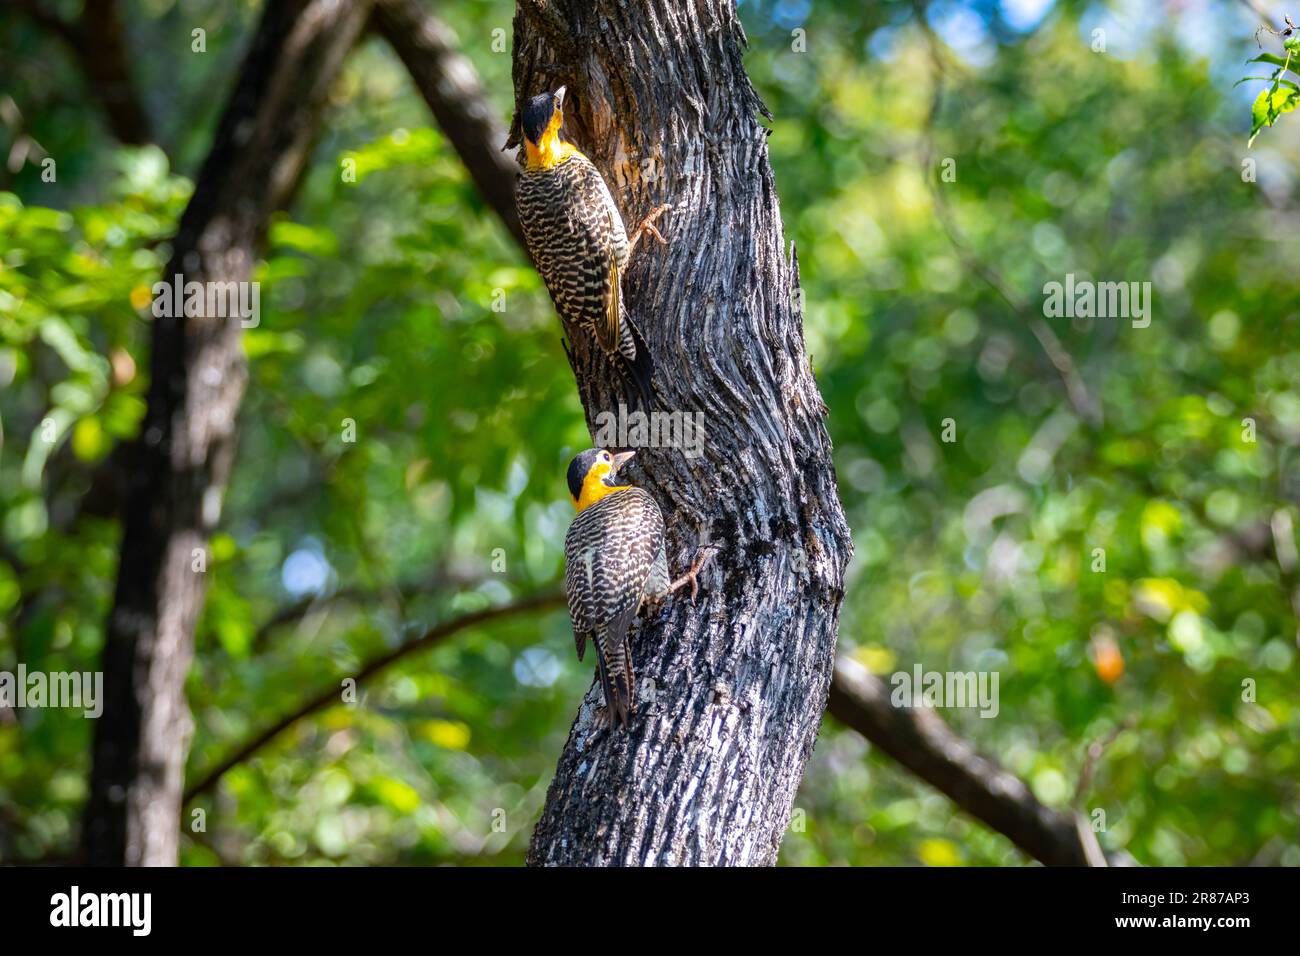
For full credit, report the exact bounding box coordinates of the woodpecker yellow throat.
[571,450,634,511]
[523,105,580,170]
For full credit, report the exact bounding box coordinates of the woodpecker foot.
[667,546,718,602]
[628,203,673,258]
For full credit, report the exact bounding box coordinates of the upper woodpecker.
[516,87,670,408]
[563,449,710,729]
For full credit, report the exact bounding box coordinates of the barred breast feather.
[518,154,649,386]
[563,486,668,727]
[514,155,626,348]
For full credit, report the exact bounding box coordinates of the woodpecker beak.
[554,86,566,112]
[610,450,635,474]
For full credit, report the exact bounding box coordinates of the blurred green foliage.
[1,0,1297,866]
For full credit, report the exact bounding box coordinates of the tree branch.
[227,562,1133,865]
[373,0,528,252]
[828,656,1113,867]
[15,0,155,146]
[183,590,565,805]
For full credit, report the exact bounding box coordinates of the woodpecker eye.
[600,452,610,462]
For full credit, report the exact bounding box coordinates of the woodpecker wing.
[517,154,630,358]
[563,487,665,635]
[644,540,670,599]
[564,487,664,729]
[604,245,621,356]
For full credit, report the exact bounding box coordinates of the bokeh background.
[1,0,1298,865]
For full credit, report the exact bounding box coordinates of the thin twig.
[248,567,484,653]
[1074,717,1134,806]
[183,590,565,804]
[1072,717,1135,867]
[1235,0,1283,32]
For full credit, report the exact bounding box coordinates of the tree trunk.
[80,0,371,867]
[514,0,852,866]
[13,0,155,146]
[75,0,155,146]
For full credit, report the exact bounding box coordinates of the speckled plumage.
[517,152,654,403]
[564,486,669,728]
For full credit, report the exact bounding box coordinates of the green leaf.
[1247,53,1291,68]
[71,416,108,461]
[14,207,73,235]
[367,777,421,813]
[1250,84,1300,145]
[269,220,339,257]
[416,719,471,750]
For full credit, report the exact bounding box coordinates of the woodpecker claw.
[668,546,718,602]
[628,203,673,258]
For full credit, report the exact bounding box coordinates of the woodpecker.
[563,449,711,729]
[516,87,670,408]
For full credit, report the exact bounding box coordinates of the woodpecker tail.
[620,316,657,412]
[594,610,637,729]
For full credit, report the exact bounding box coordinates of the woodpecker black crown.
[521,91,559,144]
[566,449,602,501]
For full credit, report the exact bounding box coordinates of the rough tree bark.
[508,0,853,866]
[80,0,371,867]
